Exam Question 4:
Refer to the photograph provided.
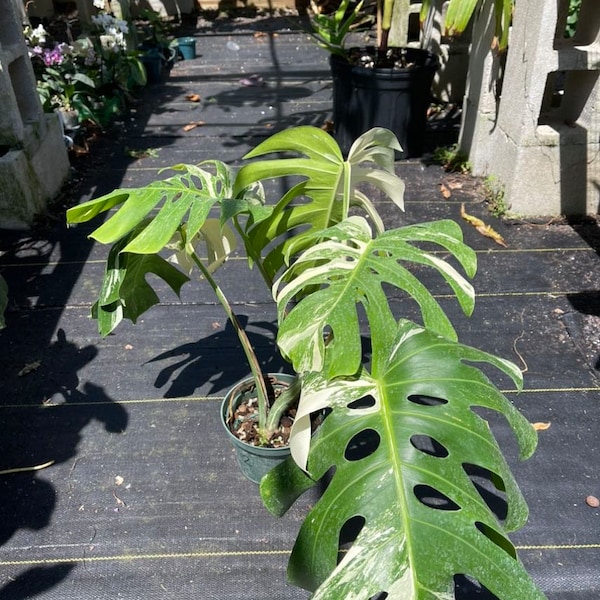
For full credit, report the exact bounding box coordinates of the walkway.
[0,12,599,599]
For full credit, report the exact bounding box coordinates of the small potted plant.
[66,126,415,483]
[67,125,545,598]
[310,0,513,157]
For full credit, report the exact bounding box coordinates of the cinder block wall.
[461,0,600,216]
[0,0,70,229]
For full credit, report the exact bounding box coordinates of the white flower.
[93,0,105,9]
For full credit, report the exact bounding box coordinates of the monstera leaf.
[67,161,264,253]
[275,216,477,377]
[66,161,265,334]
[234,127,406,283]
[261,320,546,600]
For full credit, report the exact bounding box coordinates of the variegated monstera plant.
[67,126,546,599]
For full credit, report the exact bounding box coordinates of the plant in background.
[433,143,471,173]
[67,126,545,599]
[24,9,146,128]
[310,0,514,62]
[484,174,509,218]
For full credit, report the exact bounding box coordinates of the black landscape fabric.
[1,13,600,600]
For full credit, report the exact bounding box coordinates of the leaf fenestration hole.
[368,593,388,600]
[337,515,365,564]
[454,574,500,599]
[344,429,380,461]
[410,434,449,458]
[414,484,460,511]
[475,521,517,559]
[407,394,447,406]
[463,463,508,522]
[348,394,376,409]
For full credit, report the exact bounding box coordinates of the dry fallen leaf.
[532,422,551,431]
[447,180,463,190]
[18,361,41,377]
[440,183,451,199]
[183,121,206,132]
[460,203,508,247]
[585,495,600,508]
[185,93,201,102]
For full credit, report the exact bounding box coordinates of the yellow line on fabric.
[0,549,290,567]
[503,387,600,394]
[1,543,598,568]
[517,543,600,551]
[2,386,598,412]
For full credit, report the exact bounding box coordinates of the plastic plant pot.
[177,37,197,60]
[220,373,295,484]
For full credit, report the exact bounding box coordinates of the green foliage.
[420,0,513,50]
[484,174,509,218]
[565,0,582,38]
[275,216,477,376]
[433,144,471,173]
[67,125,545,599]
[307,0,371,57]
[262,321,544,600]
[25,14,146,128]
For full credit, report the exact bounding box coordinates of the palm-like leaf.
[234,127,405,283]
[275,216,477,377]
[261,320,545,600]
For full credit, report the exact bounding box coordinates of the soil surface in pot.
[225,377,297,448]
[346,46,420,70]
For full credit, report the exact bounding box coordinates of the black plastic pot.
[330,48,439,159]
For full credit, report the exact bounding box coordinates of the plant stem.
[188,250,271,431]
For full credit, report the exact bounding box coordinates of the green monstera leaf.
[66,161,264,335]
[275,216,477,377]
[261,320,546,600]
[234,126,406,283]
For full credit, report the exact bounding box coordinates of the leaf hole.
[414,484,460,511]
[407,394,447,406]
[347,394,376,409]
[369,593,388,600]
[463,463,508,522]
[344,429,380,461]
[410,434,449,458]
[475,521,517,559]
[454,574,500,599]
[337,515,365,564]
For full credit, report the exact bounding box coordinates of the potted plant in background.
[67,125,545,598]
[310,0,513,158]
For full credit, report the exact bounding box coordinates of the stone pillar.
[0,0,70,229]
[460,0,600,216]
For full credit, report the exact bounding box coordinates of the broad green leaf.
[234,127,405,282]
[93,232,189,336]
[66,161,240,253]
[261,320,545,600]
[275,216,477,376]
